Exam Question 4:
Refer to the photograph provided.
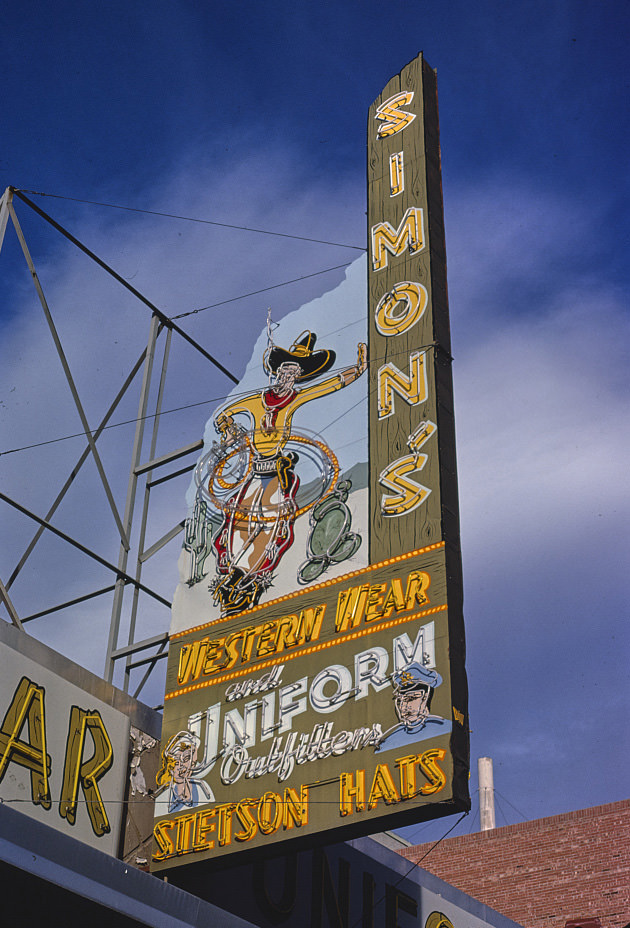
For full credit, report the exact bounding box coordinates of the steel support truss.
[0,187,237,701]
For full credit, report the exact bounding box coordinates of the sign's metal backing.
[153,53,469,872]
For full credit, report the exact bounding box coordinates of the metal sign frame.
[0,186,238,701]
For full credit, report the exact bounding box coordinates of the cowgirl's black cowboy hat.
[264,331,336,383]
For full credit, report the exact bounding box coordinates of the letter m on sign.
[371,207,424,272]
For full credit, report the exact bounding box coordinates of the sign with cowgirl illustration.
[154,53,469,872]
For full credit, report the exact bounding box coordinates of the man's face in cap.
[395,685,431,728]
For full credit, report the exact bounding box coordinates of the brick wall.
[399,800,629,928]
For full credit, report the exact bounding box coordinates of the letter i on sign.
[389,153,404,196]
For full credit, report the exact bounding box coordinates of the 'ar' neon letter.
[0,676,51,808]
[59,707,114,836]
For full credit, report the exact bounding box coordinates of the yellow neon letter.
[375,282,428,337]
[418,748,447,795]
[0,676,51,809]
[217,803,234,846]
[335,584,370,633]
[234,800,258,842]
[178,638,209,685]
[395,754,420,799]
[258,791,283,835]
[283,785,309,829]
[389,152,404,196]
[379,454,431,517]
[378,351,428,420]
[339,770,366,816]
[367,763,400,809]
[371,208,424,272]
[375,91,416,138]
[153,819,176,860]
[193,809,217,851]
[295,604,326,644]
[59,707,114,836]
[407,420,437,454]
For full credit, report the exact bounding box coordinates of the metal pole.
[105,313,160,682]
[0,187,13,253]
[0,577,24,630]
[131,642,169,701]
[124,327,172,692]
[478,756,496,831]
[3,190,237,694]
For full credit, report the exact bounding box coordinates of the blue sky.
[1,0,628,844]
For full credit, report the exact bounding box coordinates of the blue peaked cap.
[392,661,442,693]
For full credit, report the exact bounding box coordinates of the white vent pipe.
[478,756,496,831]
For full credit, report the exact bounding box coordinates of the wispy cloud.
[1,154,627,813]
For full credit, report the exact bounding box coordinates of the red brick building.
[399,800,629,928]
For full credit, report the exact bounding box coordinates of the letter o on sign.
[310,664,353,713]
[375,282,428,336]
[258,792,283,834]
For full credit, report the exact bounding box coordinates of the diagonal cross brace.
[6,346,149,589]
[0,490,171,608]
[12,188,239,384]
[8,202,131,550]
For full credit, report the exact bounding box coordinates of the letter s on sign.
[375,91,416,138]
[379,455,431,517]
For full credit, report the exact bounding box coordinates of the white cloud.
[0,146,365,700]
[1,158,628,809]
[435,176,630,560]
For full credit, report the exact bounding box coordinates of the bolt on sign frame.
[153,54,469,873]
[0,186,238,700]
